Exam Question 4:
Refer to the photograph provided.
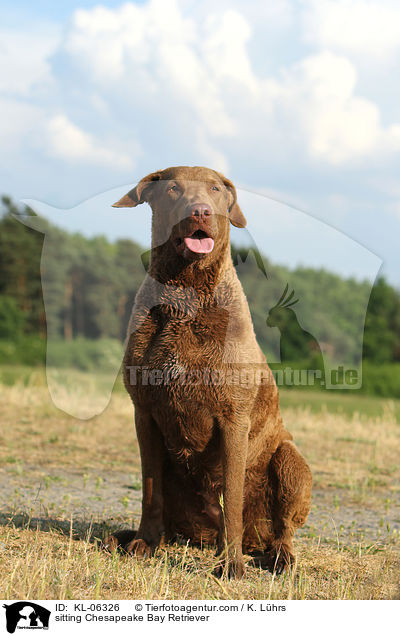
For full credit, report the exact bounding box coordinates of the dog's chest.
[138,317,229,406]
[127,308,233,457]
[132,302,230,374]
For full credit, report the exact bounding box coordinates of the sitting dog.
[109,166,312,578]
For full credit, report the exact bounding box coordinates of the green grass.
[0,365,47,387]
[279,389,400,419]
[1,365,400,420]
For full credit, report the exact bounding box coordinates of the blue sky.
[1,0,399,284]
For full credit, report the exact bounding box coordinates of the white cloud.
[302,0,400,62]
[0,28,59,95]
[1,0,400,206]
[202,10,258,93]
[195,134,229,174]
[62,0,236,138]
[60,1,400,165]
[261,51,400,163]
[46,115,135,170]
[0,97,46,153]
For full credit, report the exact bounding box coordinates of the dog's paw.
[270,544,295,575]
[213,556,246,580]
[125,538,154,558]
[101,523,166,558]
[126,530,166,558]
[101,529,137,553]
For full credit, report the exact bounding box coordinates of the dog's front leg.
[216,419,249,579]
[126,408,165,557]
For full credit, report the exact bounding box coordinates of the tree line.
[1,195,400,369]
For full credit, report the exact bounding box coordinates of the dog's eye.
[168,184,180,193]
[211,185,220,192]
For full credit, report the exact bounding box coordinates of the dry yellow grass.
[0,383,399,600]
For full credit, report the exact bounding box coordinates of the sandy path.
[1,466,399,549]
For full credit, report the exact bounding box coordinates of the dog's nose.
[189,203,212,220]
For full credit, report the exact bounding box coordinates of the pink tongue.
[183,236,214,254]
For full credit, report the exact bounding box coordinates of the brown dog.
[110,166,312,578]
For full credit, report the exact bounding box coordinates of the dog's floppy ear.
[112,171,162,207]
[214,171,247,228]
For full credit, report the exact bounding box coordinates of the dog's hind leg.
[266,440,312,573]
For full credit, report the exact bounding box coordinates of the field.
[0,371,399,600]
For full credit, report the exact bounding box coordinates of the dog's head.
[113,166,246,266]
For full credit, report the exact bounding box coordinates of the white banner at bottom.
[1,599,399,635]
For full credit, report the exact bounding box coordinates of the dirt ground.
[1,401,399,549]
[1,466,399,546]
